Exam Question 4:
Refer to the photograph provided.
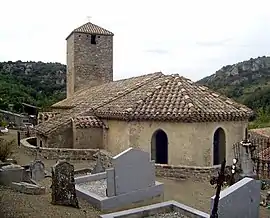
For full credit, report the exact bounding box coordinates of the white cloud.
[1,0,270,81]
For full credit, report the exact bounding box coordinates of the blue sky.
[1,0,270,81]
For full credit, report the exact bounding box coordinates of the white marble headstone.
[31,160,45,182]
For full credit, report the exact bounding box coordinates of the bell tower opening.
[91,35,97,44]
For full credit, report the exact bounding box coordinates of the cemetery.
[0,130,269,217]
[75,148,164,212]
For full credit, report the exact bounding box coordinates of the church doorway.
[151,129,168,164]
[213,127,226,165]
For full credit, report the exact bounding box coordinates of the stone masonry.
[66,23,113,98]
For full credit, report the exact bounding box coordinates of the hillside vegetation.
[197,56,270,128]
[0,61,66,112]
[1,57,270,128]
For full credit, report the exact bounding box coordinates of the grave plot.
[101,177,261,218]
[75,147,164,212]
[100,201,209,218]
[0,159,46,195]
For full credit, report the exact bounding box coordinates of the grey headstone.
[109,147,155,196]
[211,177,261,218]
[30,160,45,182]
[92,152,105,174]
[106,168,116,197]
[51,160,79,208]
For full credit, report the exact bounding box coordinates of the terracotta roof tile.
[67,22,113,39]
[36,73,162,135]
[36,72,253,136]
[96,74,253,122]
[74,116,107,129]
[35,104,92,136]
[38,112,60,124]
[258,147,270,161]
[52,72,162,108]
[250,128,270,138]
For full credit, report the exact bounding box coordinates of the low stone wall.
[155,164,221,181]
[18,130,36,140]
[20,137,221,180]
[20,137,100,160]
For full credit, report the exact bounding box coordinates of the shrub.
[0,138,15,161]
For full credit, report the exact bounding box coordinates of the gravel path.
[77,179,107,197]
[0,178,100,218]
[146,212,189,218]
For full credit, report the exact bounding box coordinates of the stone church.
[35,21,253,167]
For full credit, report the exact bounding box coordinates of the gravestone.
[239,141,257,179]
[51,160,79,208]
[211,177,261,218]
[30,160,45,182]
[92,152,105,174]
[106,147,155,197]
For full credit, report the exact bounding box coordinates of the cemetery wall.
[20,137,221,180]
[155,163,221,180]
[18,129,36,139]
[20,137,99,160]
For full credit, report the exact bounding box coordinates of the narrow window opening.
[91,35,97,44]
[213,127,226,165]
[151,129,168,164]
[40,140,43,147]
[245,128,248,140]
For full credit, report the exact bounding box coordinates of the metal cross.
[210,159,227,218]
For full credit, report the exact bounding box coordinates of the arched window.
[213,127,226,165]
[151,129,168,164]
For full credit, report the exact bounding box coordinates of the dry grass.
[0,178,101,218]
[0,137,16,162]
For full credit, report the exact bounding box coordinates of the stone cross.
[92,151,105,174]
[240,140,257,179]
[51,160,79,208]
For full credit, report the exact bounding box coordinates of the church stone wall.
[75,128,104,149]
[105,120,248,167]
